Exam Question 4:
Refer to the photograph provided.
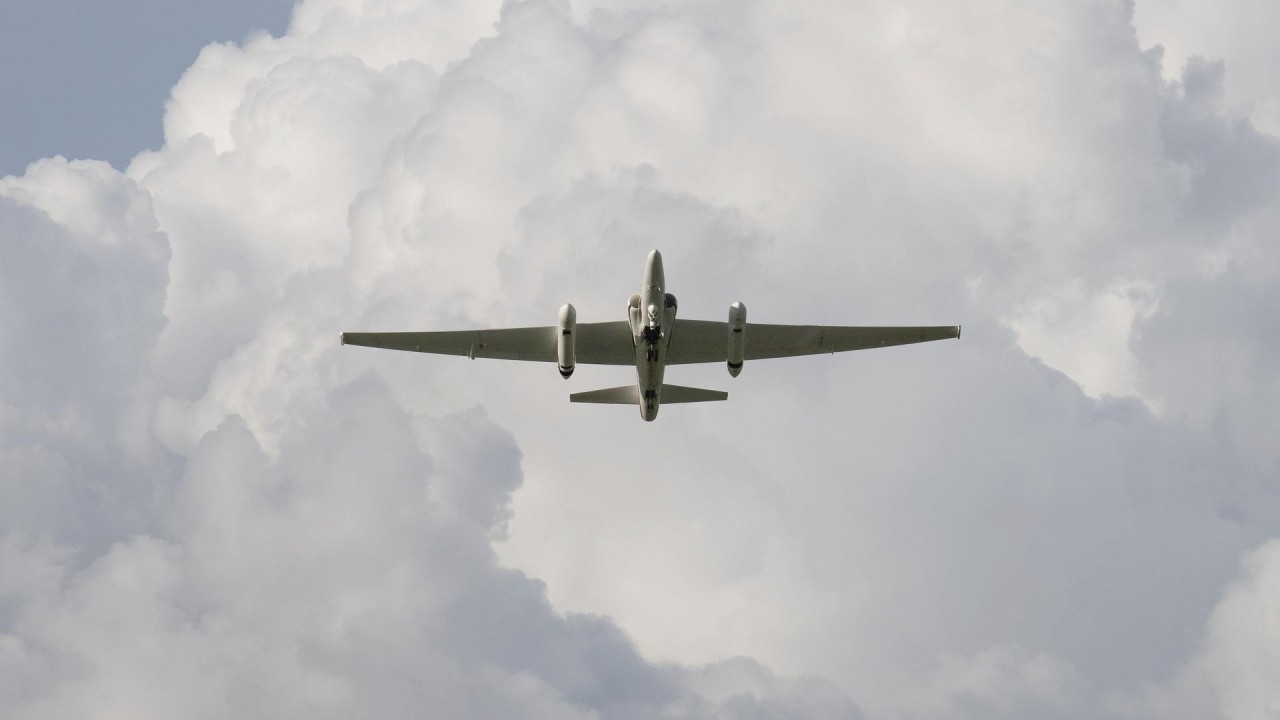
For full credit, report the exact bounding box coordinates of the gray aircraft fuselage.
[631,249,672,421]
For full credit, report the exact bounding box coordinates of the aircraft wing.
[667,319,960,364]
[341,321,635,365]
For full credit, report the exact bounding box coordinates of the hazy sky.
[2,1,1279,718]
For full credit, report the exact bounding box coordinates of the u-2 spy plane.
[341,250,960,421]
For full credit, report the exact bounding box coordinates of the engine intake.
[557,303,576,378]
[727,301,746,377]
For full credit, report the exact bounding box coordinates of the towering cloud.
[2,1,1278,718]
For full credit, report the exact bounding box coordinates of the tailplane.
[570,385,639,404]
[569,384,726,404]
[660,384,727,403]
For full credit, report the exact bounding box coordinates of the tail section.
[569,384,726,404]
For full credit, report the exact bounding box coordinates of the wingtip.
[957,325,962,339]
[339,332,347,345]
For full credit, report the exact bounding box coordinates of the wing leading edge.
[666,319,960,365]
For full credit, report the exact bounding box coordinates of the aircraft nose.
[648,249,662,262]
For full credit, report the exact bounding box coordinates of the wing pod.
[557,303,576,378]
[727,302,746,377]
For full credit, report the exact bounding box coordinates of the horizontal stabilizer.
[570,385,640,404]
[660,384,728,403]
[569,384,727,405]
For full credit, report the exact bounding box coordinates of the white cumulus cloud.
[3,0,1279,718]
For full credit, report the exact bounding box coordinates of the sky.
[1,1,1278,718]
[0,0,292,175]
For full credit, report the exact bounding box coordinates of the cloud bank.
[3,0,1278,718]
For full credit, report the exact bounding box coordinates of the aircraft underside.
[341,249,960,421]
